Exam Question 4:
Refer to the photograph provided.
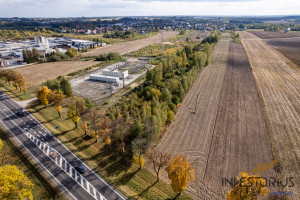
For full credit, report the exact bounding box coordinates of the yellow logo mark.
[247,160,279,173]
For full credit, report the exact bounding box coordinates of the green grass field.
[0,129,61,199]
[26,102,192,200]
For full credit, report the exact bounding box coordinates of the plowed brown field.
[81,31,178,57]
[15,60,99,87]
[157,34,276,199]
[240,31,300,198]
[250,31,300,39]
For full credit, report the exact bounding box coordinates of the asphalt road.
[0,90,126,200]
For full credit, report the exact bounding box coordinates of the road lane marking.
[0,111,78,200]
[0,97,126,200]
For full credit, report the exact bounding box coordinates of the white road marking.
[1,97,125,200]
[0,111,78,200]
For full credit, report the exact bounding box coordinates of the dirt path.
[157,33,230,199]
[240,31,300,198]
[81,31,178,57]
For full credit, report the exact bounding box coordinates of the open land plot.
[203,41,275,197]
[15,60,100,87]
[265,37,300,66]
[239,31,300,199]
[249,30,300,39]
[157,34,230,199]
[156,34,276,199]
[81,31,179,57]
[177,30,210,42]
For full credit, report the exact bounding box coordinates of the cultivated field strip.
[203,41,274,197]
[240,31,300,198]
[157,33,230,199]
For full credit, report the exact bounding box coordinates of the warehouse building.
[102,69,128,78]
[89,74,119,83]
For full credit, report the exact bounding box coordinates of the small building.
[89,74,119,83]
[102,69,128,78]
[284,28,291,33]
[71,39,94,48]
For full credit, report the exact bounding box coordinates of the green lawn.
[27,102,193,200]
[0,129,62,199]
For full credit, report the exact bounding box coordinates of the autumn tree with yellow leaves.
[37,86,51,107]
[226,172,269,200]
[0,70,26,93]
[0,165,34,200]
[132,138,149,171]
[81,121,88,135]
[0,140,34,200]
[166,154,195,198]
[48,90,66,117]
[64,96,86,128]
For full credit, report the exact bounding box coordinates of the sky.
[0,0,299,18]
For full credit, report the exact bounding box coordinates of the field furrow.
[157,34,230,199]
[240,31,300,198]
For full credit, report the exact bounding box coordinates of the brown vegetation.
[240,31,300,199]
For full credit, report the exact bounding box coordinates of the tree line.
[22,48,77,64]
[33,32,219,196]
[0,70,27,93]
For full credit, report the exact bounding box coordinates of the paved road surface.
[0,90,126,200]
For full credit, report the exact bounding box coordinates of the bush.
[66,48,77,58]
[95,52,122,61]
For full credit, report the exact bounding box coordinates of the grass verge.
[26,102,192,200]
[0,80,36,101]
[0,129,61,199]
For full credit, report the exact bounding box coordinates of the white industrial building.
[102,69,128,78]
[89,74,119,83]
[71,39,94,48]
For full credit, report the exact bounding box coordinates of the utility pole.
[194,93,199,114]
[123,73,125,88]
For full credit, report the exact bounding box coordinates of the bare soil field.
[249,30,300,39]
[156,34,276,199]
[265,37,300,66]
[81,31,179,57]
[157,34,230,199]
[240,31,300,198]
[15,60,99,87]
[204,41,275,197]
[177,30,209,42]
